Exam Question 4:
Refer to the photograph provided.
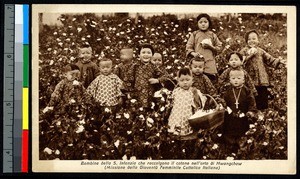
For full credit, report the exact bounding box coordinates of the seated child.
[190,56,217,96]
[221,69,257,149]
[76,44,100,88]
[168,67,206,136]
[151,52,175,92]
[43,64,85,114]
[86,58,123,114]
[218,52,257,96]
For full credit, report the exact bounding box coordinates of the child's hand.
[43,106,53,113]
[149,78,159,84]
[191,52,201,57]
[278,56,287,68]
[201,43,213,49]
[247,47,258,56]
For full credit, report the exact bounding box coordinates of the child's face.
[198,17,209,31]
[139,48,153,63]
[65,70,80,81]
[79,47,92,63]
[151,53,163,67]
[190,60,204,75]
[99,60,113,76]
[247,32,259,47]
[178,74,193,90]
[229,71,245,87]
[120,49,133,63]
[228,54,243,68]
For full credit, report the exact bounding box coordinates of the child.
[168,67,206,136]
[151,52,175,92]
[43,64,85,114]
[86,58,123,112]
[218,52,257,96]
[221,69,256,150]
[76,44,100,88]
[186,13,223,84]
[240,30,286,110]
[190,56,217,96]
[114,47,134,92]
[131,44,167,109]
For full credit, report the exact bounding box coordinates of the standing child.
[114,47,134,92]
[131,44,167,109]
[221,69,256,151]
[151,52,174,92]
[76,44,100,88]
[218,52,257,96]
[43,64,85,114]
[240,30,286,110]
[186,13,223,84]
[86,58,123,114]
[190,56,217,96]
[168,67,206,136]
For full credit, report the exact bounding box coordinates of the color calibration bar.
[14,4,29,173]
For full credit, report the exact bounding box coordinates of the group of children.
[43,13,286,148]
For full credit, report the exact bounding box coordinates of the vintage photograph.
[32,4,296,173]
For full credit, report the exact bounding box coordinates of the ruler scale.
[3,4,29,173]
[3,4,15,173]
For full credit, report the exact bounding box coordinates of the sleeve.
[156,67,171,84]
[203,75,217,96]
[239,47,248,63]
[217,69,230,91]
[185,32,196,57]
[262,49,281,68]
[115,76,124,97]
[48,80,65,106]
[244,70,258,96]
[246,88,257,112]
[212,33,223,54]
[85,77,98,99]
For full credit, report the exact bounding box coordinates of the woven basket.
[188,94,225,130]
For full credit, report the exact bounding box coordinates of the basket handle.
[202,94,220,110]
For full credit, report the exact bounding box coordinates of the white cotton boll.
[70,99,76,103]
[147,118,154,124]
[130,156,136,160]
[124,113,130,119]
[68,143,73,147]
[77,27,82,32]
[227,107,232,114]
[43,147,52,155]
[114,140,120,148]
[239,113,245,118]
[56,121,61,126]
[55,150,60,155]
[72,80,80,86]
[212,144,219,150]
[75,125,84,133]
[53,32,58,35]
[247,139,253,144]
[49,60,54,65]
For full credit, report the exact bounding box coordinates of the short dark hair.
[226,52,243,62]
[196,13,212,29]
[138,43,155,55]
[99,57,112,63]
[79,43,92,49]
[177,67,192,78]
[190,56,205,66]
[244,30,259,43]
[63,64,80,73]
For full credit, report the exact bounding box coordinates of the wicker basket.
[188,94,225,130]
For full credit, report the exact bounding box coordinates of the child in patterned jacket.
[86,58,123,114]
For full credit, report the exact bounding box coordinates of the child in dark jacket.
[221,69,257,149]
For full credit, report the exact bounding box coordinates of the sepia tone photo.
[31,4,296,174]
